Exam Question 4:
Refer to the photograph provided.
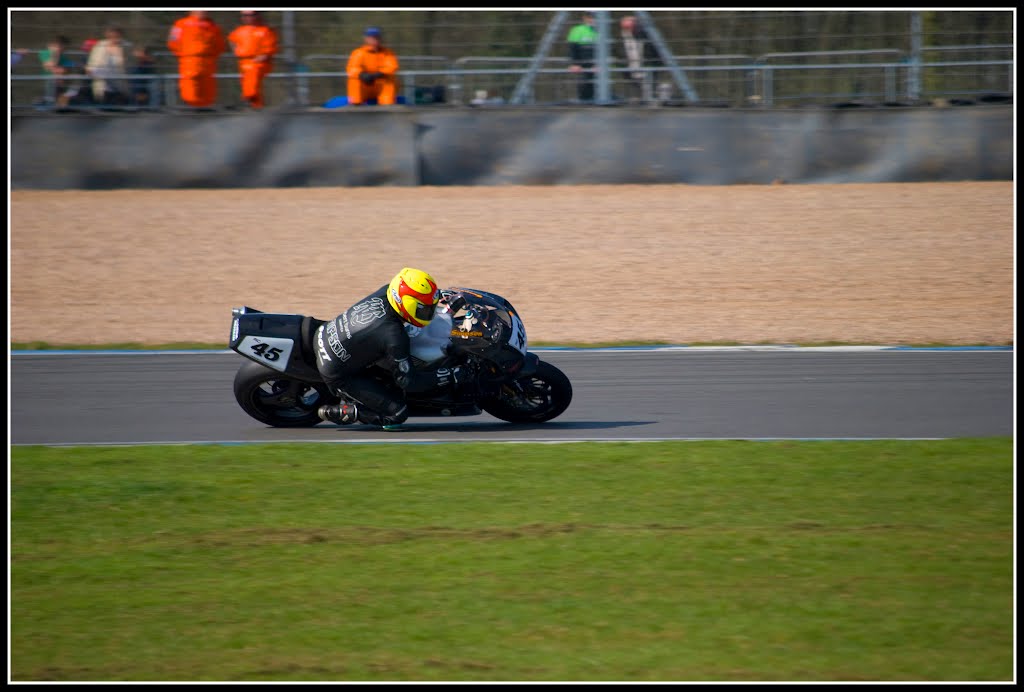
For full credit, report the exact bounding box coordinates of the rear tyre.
[233,360,335,428]
[480,360,573,423]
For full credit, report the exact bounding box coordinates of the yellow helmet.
[387,267,440,327]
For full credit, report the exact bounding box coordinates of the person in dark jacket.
[315,268,462,430]
[567,11,598,102]
[130,44,159,106]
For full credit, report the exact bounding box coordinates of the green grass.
[11,440,1013,682]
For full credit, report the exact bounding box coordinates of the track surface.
[10,351,1012,445]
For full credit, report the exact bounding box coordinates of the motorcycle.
[228,287,573,428]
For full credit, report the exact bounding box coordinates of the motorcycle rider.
[315,267,461,429]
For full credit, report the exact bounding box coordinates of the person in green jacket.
[39,35,83,107]
[567,12,598,102]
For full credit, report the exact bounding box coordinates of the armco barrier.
[11,105,1011,189]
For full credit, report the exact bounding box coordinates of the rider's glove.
[393,358,412,389]
[441,292,467,314]
[359,71,381,84]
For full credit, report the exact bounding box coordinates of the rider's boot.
[318,402,359,425]
[378,404,409,432]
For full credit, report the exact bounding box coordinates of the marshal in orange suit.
[228,10,278,109]
[167,10,226,108]
[347,27,399,106]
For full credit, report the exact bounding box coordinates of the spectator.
[11,48,30,67]
[130,45,159,107]
[167,10,226,108]
[567,11,598,102]
[228,10,279,109]
[86,25,130,105]
[40,35,74,79]
[38,35,82,107]
[617,15,660,104]
[346,26,399,106]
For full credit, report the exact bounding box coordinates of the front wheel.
[480,360,573,423]
[233,360,335,428]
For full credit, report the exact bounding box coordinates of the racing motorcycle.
[228,288,572,428]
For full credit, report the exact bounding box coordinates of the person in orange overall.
[228,10,278,109]
[167,10,226,108]
[347,27,399,106]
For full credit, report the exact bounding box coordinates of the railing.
[757,49,906,61]
[11,72,174,110]
[754,50,907,104]
[11,52,1013,111]
[921,44,1014,57]
[450,56,574,104]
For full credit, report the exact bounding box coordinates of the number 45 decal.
[251,342,283,361]
[238,335,294,373]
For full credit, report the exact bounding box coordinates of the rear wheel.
[233,360,335,428]
[480,360,573,423]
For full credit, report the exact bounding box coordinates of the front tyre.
[233,360,335,428]
[481,360,573,423]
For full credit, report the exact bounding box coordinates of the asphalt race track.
[9,350,1012,445]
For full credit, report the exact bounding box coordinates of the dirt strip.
[10,182,1013,345]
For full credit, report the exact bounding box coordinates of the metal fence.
[12,10,1012,61]
[11,49,1012,112]
[10,9,1013,110]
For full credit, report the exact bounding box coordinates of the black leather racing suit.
[314,285,454,426]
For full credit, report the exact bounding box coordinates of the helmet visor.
[414,300,437,323]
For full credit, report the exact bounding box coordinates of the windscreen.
[444,287,527,359]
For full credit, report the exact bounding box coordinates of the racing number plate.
[509,313,528,355]
[238,335,294,373]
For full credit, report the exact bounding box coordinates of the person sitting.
[315,268,462,430]
[38,35,81,107]
[130,45,159,107]
[346,26,399,106]
[86,25,130,105]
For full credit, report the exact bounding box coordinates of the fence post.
[908,11,922,101]
[148,74,159,107]
[283,10,297,105]
[595,10,612,104]
[165,73,178,107]
[449,58,465,105]
[295,63,309,106]
[405,73,416,105]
